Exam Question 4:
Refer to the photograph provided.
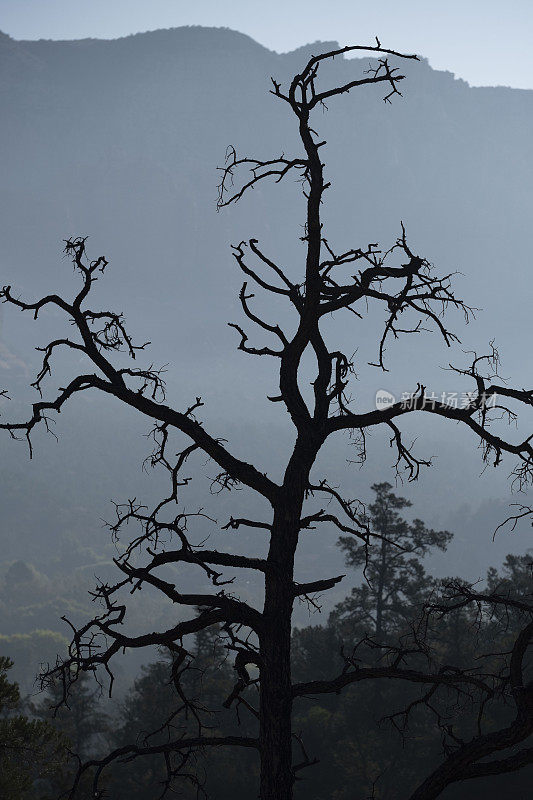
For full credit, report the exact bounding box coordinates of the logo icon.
[375,389,396,409]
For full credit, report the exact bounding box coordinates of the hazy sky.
[1,0,533,89]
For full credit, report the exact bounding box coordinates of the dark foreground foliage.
[11,490,532,799]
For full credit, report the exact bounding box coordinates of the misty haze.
[0,23,532,800]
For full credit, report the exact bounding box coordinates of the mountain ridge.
[1,25,516,91]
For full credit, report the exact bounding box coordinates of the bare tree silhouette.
[1,43,532,800]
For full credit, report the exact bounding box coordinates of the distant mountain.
[1,27,531,369]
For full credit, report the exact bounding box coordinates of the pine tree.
[109,627,257,799]
[0,656,65,799]
[331,483,452,642]
[33,669,109,759]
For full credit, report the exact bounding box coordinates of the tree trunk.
[258,428,320,797]
[259,451,311,799]
[375,537,387,641]
[260,571,294,800]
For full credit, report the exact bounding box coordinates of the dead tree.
[1,43,532,800]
